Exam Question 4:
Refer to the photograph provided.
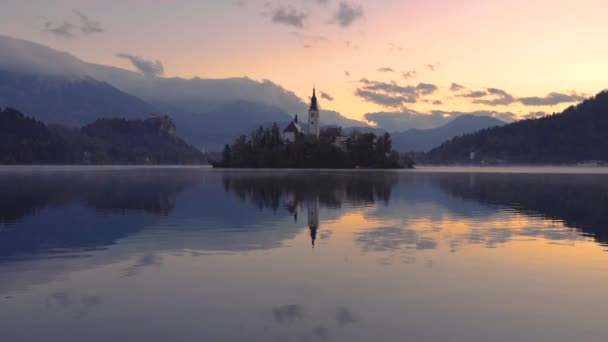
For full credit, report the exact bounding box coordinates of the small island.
[214,88,414,169]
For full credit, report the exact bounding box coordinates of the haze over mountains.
[0,34,510,152]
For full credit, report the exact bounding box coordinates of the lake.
[1,166,608,342]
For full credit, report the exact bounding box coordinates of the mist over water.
[1,167,608,342]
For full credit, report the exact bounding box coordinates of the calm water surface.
[1,167,608,341]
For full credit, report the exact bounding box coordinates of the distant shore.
[2,165,608,175]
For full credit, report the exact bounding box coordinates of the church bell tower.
[308,88,320,139]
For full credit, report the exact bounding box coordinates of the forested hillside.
[0,108,204,164]
[425,90,608,164]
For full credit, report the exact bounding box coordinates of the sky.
[1,0,608,123]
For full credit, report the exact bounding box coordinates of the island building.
[308,88,320,138]
[283,88,320,142]
[283,115,303,143]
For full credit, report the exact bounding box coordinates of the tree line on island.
[215,124,414,169]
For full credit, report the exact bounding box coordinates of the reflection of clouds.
[121,253,162,277]
[457,225,584,249]
[272,304,304,324]
[268,305,361,340]
[355,213,587,258]
[520,227,581,241]
[356,227,438,253]
[335,307,359,327]
[44,290,102,316]
[78,294,103,316]
[314,325,330,340]
[45,291,70,309]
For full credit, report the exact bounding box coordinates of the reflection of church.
[307,196,319,247]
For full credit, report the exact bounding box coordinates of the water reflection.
[268,304,362,341]
[0,171,199,258]
[1,169,608,341]
[221,172,399,248]
[435,173,608,246]
[2,170,608,259]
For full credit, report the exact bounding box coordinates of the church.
[283,88,320,143]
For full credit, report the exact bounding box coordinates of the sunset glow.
[2,0,607,122]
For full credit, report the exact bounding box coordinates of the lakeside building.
[283,115,303,143]
[283,88,321,142]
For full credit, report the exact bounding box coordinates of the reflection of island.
[222,172,398,247]
[435,173,608,246]
[221,172,397,211]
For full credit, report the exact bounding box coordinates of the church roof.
[309,88,319,111]
[284,121,303,133]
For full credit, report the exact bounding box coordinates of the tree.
[222,144,231,164]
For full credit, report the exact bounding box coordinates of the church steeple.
[308,87,320,138]
[309,87,319,111]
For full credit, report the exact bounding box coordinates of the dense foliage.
[215,124,413,169]
[0,108,68,163]
[424,90,608,164]
[0,108,205,164]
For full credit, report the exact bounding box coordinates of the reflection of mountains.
[0,171,197,223]
[436,173,608,246]
[221,172,398,211]
[0,171,198,257]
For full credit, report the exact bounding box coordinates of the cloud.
[355,79,438,107]
[452,84,587,107]
[320,91,334,101]
[272,6,308,28]
[291,32,327,48]
[377,67,395,73]
[345,40,360,50]
[356,89,408,107]
[116,53,164,77]
[387,42,405,54]
[472,88,516,106]
[345,71,350,76]
[43,20,75,39]
[333,2,363,27]
[519,92,586,106]
[74,10,103,34]
[232,0,247,7]
[432,100,443,105]
[402,70,416,79]
[426,63,436,71]
[364,109,450,130]
[450,83,465,92]
[416,83,438,95]
[458,90,488,98]
[523,111,548,119]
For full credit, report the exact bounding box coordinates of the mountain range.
[0,34,509,152]
[391,115,505,152]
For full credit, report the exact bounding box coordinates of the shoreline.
[1,164,608,174]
